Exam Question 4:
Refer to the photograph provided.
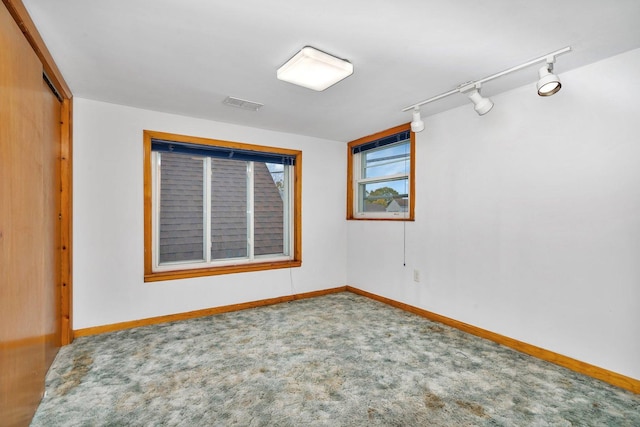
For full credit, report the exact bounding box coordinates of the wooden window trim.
[347,123,415,221]
[143,130,302,282]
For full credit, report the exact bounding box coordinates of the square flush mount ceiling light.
[277,46,353,91]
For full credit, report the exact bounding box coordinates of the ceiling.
[23,0,640,142]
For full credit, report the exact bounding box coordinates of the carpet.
[31,292,640,426]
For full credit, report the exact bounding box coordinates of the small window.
[144,131,302,281]
[347,123,415,220]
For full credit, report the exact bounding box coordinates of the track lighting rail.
[402,46,572,112]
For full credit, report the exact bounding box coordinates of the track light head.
[537,62,562,96]
[464,85,494,115]
[411,108,425,133]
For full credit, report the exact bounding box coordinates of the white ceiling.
[24,0,640,142]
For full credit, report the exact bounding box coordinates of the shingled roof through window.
[159,154,205,263]
[159,153,284,263]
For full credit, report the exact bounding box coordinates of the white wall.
[74,49,640,380]
[73,99,347,329]
[347,48,640,380]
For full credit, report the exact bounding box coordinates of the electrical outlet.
[413,269,420,282]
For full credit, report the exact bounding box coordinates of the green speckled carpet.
[32,292,639,426]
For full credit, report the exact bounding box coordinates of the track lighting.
[411,108,425,132]
[537,59,562,96]
[402,46,571,122]
[460,83,493,116]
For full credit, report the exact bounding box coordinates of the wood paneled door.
[0,1,72,425]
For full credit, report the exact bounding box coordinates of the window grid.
[204,157,212,263]
[246,161,255,261]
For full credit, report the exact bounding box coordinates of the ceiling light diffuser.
[277,46,353,91]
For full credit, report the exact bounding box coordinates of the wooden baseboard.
[73,286,347,338]
[346,286,639,394]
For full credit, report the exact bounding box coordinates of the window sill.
[144,259,302,282]
[347,217,415,221]
[347,213,414,221]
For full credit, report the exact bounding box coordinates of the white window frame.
[151,152,294,273]
[352,143,411,220]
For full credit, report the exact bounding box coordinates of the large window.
[347,123,415,220]
[144,131,301,281]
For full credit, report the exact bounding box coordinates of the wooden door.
[42,79,63,369]
[0,2,63,425]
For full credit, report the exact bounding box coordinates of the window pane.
[363,140,410,179]
[358,178,409,213]
[211,158,248,260]
[159,152,205,263]
[254,162,285,256]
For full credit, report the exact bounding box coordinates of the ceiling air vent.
[223,96,264,111]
